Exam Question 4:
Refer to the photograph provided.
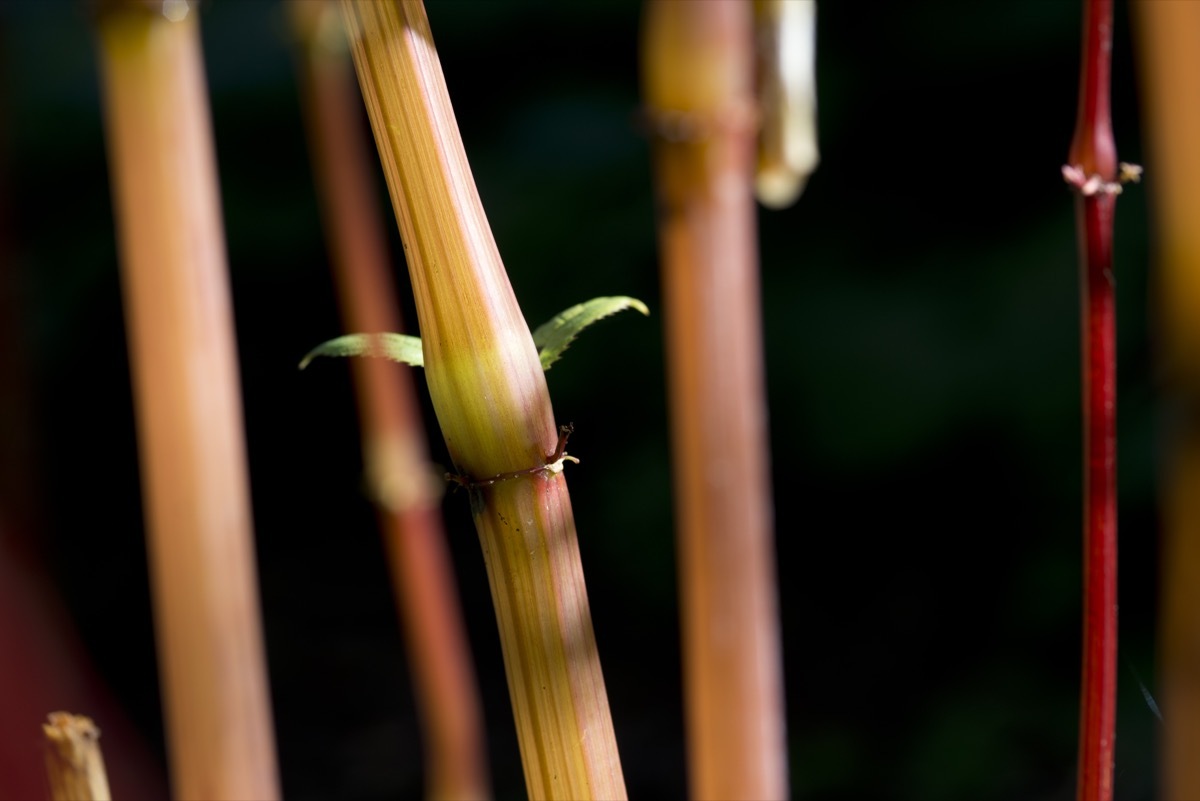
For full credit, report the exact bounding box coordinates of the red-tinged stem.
[641,2,788,798]
[1070,0,1117,181]
[1075,192,1118,801]
[1069,1,1118,799]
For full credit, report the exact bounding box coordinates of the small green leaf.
[301,297,649,374]
[531,296,650,370]
[299,333,424,370]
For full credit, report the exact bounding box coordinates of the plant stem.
[95,4,280,798]
[1067,1,1118,799]
[471,473,621,800]
[1130,3,1200,797]
[43,713,111,801]
[339,2,625,797]
[1075,188,1118,801]
[641,2,789,799]
[290,5,489,798]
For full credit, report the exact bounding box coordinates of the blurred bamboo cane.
[290,4,489,799]
[94,2,279,798]
[641,2,789,798]
[1132,3,1200,798]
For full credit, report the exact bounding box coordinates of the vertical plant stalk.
[1065,0,1120,799]
[339,2,625,799]
[95,3,280,799]
[43,713,111,801]
[1131,3,1200,798]
[641,2,789,799]
[290,4,489,799]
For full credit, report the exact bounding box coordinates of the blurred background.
[0,1,1160,799]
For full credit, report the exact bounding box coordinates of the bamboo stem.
[338,2,625,798]
[472,474,624,800]
[1130,2,1200,798]
[1066,1,1119,799]
[641,2,788,799]
[1074,188,1118,801]
[290,4,489,798]
[95,3,279,798]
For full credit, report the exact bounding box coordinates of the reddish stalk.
[1065,0,1119,798]
[641,2,788,798]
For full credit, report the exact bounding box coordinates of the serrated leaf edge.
[298,332,425,370]
[531,296,651,370]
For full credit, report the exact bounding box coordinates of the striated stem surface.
[341,0,552,480]
[340,2,626,798]
[472,474,624,800]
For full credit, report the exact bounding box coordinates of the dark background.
[0,1,1162,799]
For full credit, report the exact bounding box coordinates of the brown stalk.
[641,2,789,799]
[1131,2,1200,798]
[290,4,489,799]
[94,2,279,798]
[43,712,111,801]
